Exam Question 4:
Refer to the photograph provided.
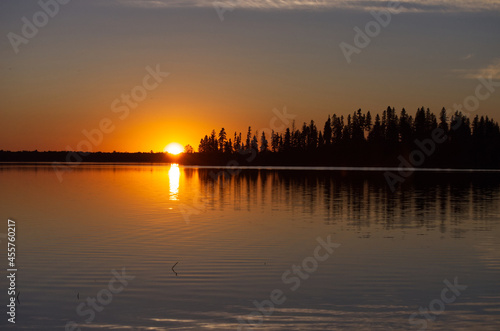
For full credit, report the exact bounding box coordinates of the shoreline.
[2,161,500,173]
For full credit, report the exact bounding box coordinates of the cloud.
[115,0,500,13]
[455,59,500,79]
[461,54,475,61]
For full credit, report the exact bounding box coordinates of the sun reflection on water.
[168,163,180,200]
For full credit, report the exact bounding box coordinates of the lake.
[1,164,500,330]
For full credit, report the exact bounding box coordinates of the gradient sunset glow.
[1,0,499,152]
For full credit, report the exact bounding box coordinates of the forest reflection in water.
[190,168,500,237]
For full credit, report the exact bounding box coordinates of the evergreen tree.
[365,111,372,138]
[209,130,218,152]
[323,115,332,145]
[218,128,227,152]
[399,108,412,145]
[246,127,252,150]
[414,107,427,140]
[438,107,449,135]
[385,106,399,144]
[251,134,259,151]
[352,109,365,143]
[368,114,384,143]
[308,120,318,150]
[318,131,324,148]
[332,115,344,144]
[224,139,233,154]
[284,128,291,151]
[260,131,268,152]
[342,115,352,142]
[233,132,241,152]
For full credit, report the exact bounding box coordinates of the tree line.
[196,107,500,168]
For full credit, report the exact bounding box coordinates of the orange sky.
[1,1,499,152]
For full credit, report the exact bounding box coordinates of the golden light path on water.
[169,163,180,201]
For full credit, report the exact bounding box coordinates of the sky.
[1,0,500,152]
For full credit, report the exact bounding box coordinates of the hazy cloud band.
[116,0,500,13]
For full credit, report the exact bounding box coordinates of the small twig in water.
[172,262,179,276]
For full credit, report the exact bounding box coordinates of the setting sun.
[164,142,184,155]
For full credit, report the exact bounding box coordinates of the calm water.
[1,164,500,330]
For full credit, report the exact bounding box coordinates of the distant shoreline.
[1,150,500,170]
[3,162,500,174]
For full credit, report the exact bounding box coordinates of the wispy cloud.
[461,54,475,61]
[115,0,500,13]
[454,59,500,79]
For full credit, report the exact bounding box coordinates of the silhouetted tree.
[198,135,209,153]
[218,128,227,152]
[233,132,242,152]
[308,120,318,150]
[385,106,399,144]
[251,134,259,151]
[414,107,427,140]
[271,130,279,152]
[342,115,351,142]
[284,128,291,151]
[399,108,412,145]
[351,109,365,143]
[332,115,343,144]
[365,111,372,135]
[260,131,268,152]
[246,127,252,150]
[323,115,332,145]
[224,139,233,154]
[368,114,384,143]
[439,107,449,136]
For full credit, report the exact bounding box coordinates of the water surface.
[1,164,499,330]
